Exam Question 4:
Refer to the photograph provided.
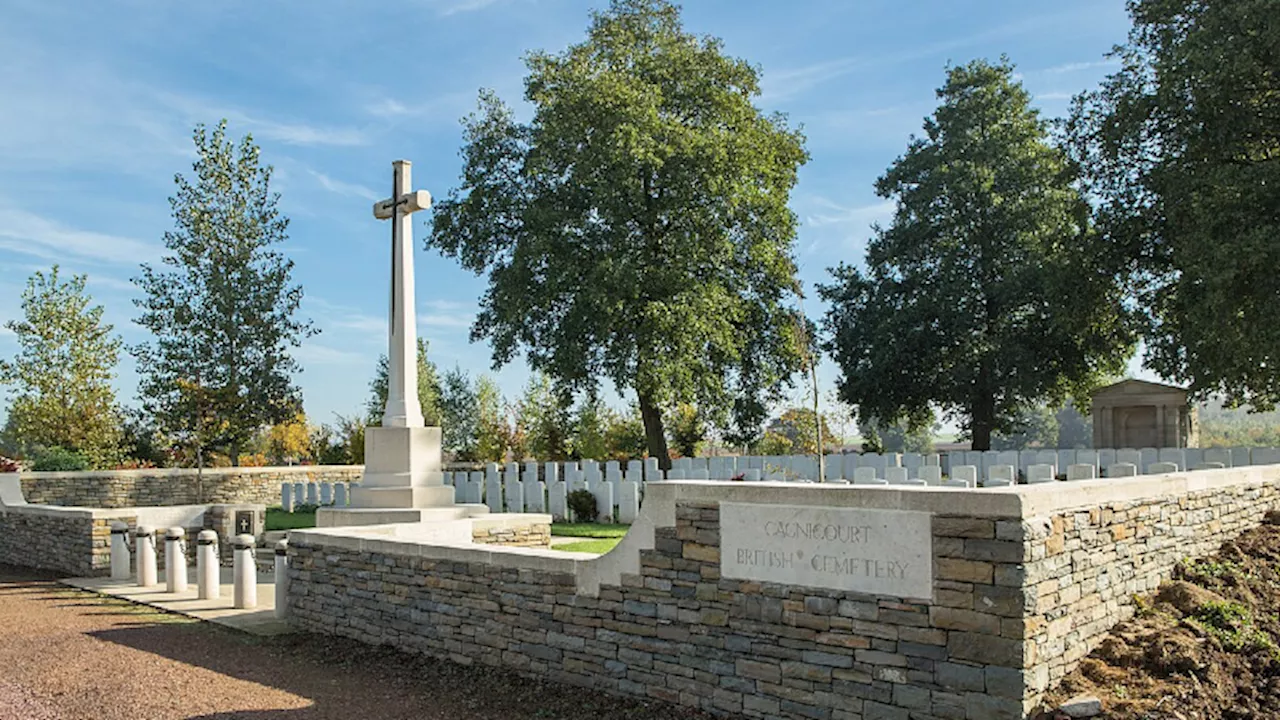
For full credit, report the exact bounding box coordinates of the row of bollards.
[108,522,287,619]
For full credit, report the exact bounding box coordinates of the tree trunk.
[230,441,241,467]
[638,391,671,471]
[970,362,995,451]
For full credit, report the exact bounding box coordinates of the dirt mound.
[1040,514,1280,719]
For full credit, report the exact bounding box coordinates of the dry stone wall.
[1024,478,1280,692]
[286,468,1280,720]
[19,466,362,508]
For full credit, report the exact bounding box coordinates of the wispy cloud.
[802,198,896,229]
[760,13,1073,105]
[422,0,508,16]
[154,92,371,148]
[1035,91,1076,102]
[296,342,369,366]
[309,170,380,201]
[0,207,161,266]
[1040,59,1119,75]
[418,299,475,329]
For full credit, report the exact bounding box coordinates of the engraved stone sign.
[720,502,933,600]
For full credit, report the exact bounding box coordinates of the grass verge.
[265,507,317,531]
[553,538,622,554]
[550,523,629,539]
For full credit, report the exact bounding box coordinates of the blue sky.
[0,0,1145,431]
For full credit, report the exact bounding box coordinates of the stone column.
[1156,404,1166,448]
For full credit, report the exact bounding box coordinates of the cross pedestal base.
[350,426,455,508]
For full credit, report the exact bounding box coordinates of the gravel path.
[0,565,714,720]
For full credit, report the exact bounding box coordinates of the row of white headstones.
[280,446,1279,523]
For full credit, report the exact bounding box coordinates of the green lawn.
[265,507,317,531]
[550,523,629,539]
[553,538,623,554]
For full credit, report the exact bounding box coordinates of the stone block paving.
[0,564,714,720]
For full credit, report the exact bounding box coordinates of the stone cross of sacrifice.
[372,160,431,429]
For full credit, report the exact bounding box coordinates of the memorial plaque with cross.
[235,510,255,536]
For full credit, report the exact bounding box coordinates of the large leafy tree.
[0,267,123,468]
[1065,0,1280,410]
[367,338,442,426]
[820,59,1134,450]
[428,0,809,468]
[133,120,316,466]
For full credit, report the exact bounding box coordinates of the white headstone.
[884,467,909,484]
[319,482,333,505]
[280,483,293,512]
[593,482,614,523]
[951,465,978,486]
[305,482,318,506]
[618,481,640,524]
[1138,447,1159,471]
[1157,449,1184,472]
[334,482,348,506]
[1203,448,1232,467]
[485,477,503,512]
[987,465,1016,485]
[1097,448,1117,469]
[548,481,568,521]
[1230,447,1252,467]
[1105,462,1138,478]
[1116,449,1143,467]
[1026,464,1055,484]
[1066,464,1096,481]
[1146,461,1178,475]
[525,480,546,513]
[852,467,884,485]
[918,466,943,486]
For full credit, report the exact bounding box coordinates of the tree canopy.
[427,0,809,467]
[820,59,1134,450]
[0,267,123,468]
[1065,0,1280,410]
[133,120,315,466]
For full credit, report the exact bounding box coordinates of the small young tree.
[667,403,706,458]
[133,120,316,466]
[0,267,123,468]
[439,366,479,460]
[514,373,572,461]
[367,338,442,426]
[473,375,512,462]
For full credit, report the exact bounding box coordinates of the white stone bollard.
[232,534,257,609]
[110,521,131,580]
[197,530,219,600]
[274,539,289,620]
[164,527,188,593]
[280,483,294,513]
[135,526,158,587]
